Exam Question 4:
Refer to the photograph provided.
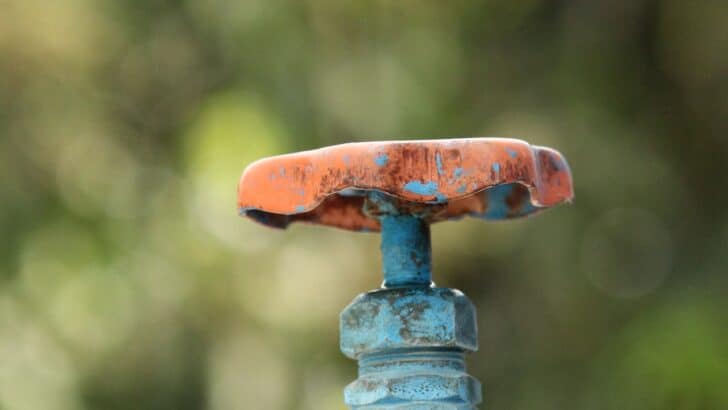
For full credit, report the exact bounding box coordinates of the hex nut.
[340,287,478,359]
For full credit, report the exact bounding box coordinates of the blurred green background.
[1,0,727,409]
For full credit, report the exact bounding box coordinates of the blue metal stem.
[341,193,480,408]
[380,215,432,287]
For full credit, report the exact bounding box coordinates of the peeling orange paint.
[238,138,573,231]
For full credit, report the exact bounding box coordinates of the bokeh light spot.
[184,92,287,249]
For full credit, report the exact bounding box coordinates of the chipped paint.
[435,152,444,175]
[295,205,306,212]
[506,147,518,158]
[374,153,389,167]
[403,180,439,196]
[492,162,501,175]
[454,167,464,178]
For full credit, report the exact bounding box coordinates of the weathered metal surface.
[237,138,574,409]
[341,287,481,409]
[337,194,482,408]
[345,349,481,409]
[379,215,432,287]
[238,138,573,231]
[340,287,478,359]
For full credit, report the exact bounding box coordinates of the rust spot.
[505,184,529,217]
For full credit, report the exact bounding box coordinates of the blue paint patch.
[473,183,540,220]
[506,148,518,158]
[488,185,511,217]
[480,184,512,220]
[295,205,306,212]
[435,192,447,203]
[297,188,305,196]
[435,153,444,175]
[403,180,439,196]
[374,153,389,167]
[456,184,467,194]
[454,167,464,178]
[492,162,501,175]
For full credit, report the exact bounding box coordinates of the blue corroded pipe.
[380,215,432,287]
[340,287,482,409]
[341,202,482,409]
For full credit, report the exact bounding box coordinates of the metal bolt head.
[340,287,478,359]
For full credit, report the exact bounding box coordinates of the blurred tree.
[0,0,726,409]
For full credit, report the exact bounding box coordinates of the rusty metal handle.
[238,137,573,409]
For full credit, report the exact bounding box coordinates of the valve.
[238,138,574,409]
